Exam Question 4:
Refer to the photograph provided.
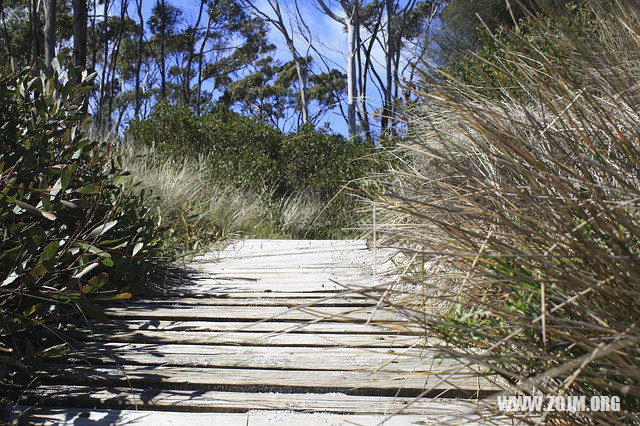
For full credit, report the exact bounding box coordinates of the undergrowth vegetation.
[120,147,329,240]
[127,102,389,239]
[0,61,182,394]
[368,2,640,423]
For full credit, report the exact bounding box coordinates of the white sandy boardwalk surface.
[14,239,500,425]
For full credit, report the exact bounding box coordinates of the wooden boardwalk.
[16,239,499,425]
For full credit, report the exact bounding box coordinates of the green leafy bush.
[444,3,599,98]
[128,103,283,190]
[127,103,391,238]
[281,124,371,196]
[0,59,172,380]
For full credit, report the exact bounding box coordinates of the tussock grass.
[366,2,640,424]
[119,145,343,244]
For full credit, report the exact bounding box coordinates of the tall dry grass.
[119,145,337,244]
[367,2,640,423]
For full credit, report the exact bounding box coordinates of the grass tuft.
[366,2,640,423]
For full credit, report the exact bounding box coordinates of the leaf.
[49,294,71,303]
[77,298,110,323]
[72,262,99,279]
[41,241,60,262]
[97,292,132,301]
[51,57,61,74]
[13,199,57,221]
[88,220,118,239]
[82,272,108,294]
[132,242,144,256]
[60,164,74,192]
[101,256,114,267]
[29,262,48,279]
[38,343,70,358]
[73,241,105,255]
[76,183,101,194]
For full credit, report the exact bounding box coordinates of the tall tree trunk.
[72,0,88,68]
[293,59,309,124]
[160,0,166,100]
[382,0,393,132]
[183,0,206,105]
[346,11,357,137]
[73,0,88,115]
[30,0,42,63]
[98,0,109,124]
[0,0,12,57]
[135,0,144,117]
[196,12,212,115]
[43,0,56,65]
[90,0,97,71]
[361,2,383,135]
[108,0,128,122]
[355,16,370,136]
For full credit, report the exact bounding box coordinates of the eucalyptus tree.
[72,0,88,68]
[134,0,143,117]
[43,0,56,64]
[148,0,182,100]
[189,0,273,113]
[241,0,311,124]
[316,0,360,137]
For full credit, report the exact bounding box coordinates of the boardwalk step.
[67,319,418,335]
[23,385,486,415]
[52,342,482,373]
[33,364,496,396]
[13,407,488,425]
[64,329,424,347]
[98,305,404,322]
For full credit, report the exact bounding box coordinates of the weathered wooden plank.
[27,385,489,415]
[99,305,402,322]
[65,329,423,347]
[171,280,367,293]
[57,342,481,374]
[14,407,497,426]
[69,319,417,335]
[205,266,380,275]
[33,364,500,395]
[173,291,368,298]
[102,296,376,307]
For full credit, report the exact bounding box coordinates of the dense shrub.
[0,60,172,385]
[369,2,640,424]
[127,103,391,238]
[128,103,283,190]
[281,124,374,197]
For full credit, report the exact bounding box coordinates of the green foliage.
[127,102,391,239]
[127,100,206,157]
[201,107,283,190]
[281,124,374,197]
[0,59,172,376]
[444,2,600,94]
[128,102,283,190]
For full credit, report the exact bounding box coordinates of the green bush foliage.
[127,103,391,238]
[281,124,374,197]
[0,60,172,378]
[444,3,599,98]
[128,103,283,190]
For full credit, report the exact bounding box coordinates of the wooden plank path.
[16,239,501,425]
